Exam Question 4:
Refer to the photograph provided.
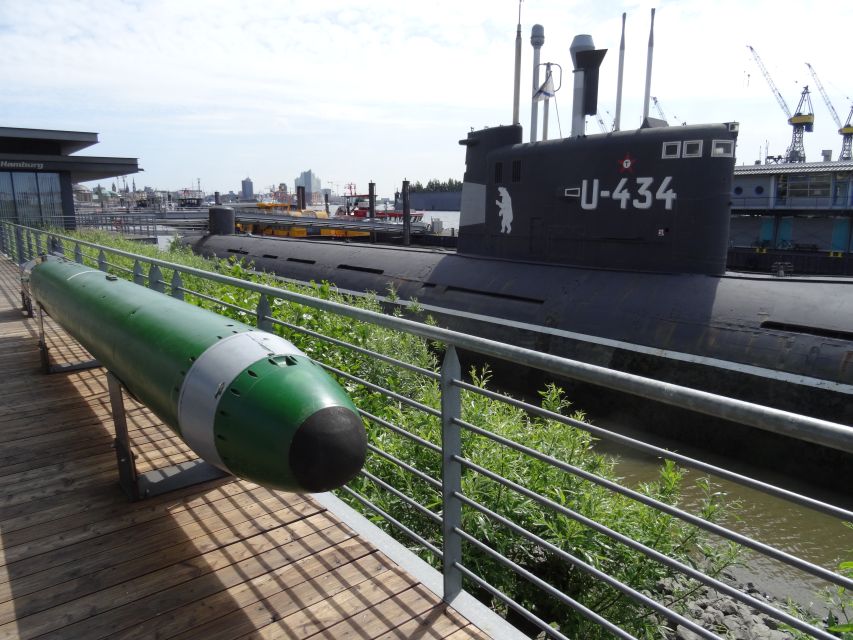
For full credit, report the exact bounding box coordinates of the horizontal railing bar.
[453,379,853,522]
[366,444,442,491]
[455,535,638,640]
[269,317,440,381]
[454,563,573,640]
[358,409,442,454]
[17,224,849,455]
[358,469,442,524]
[320,363,441,418]
[338,486,442,559]
[455,417,853,590]
[456,493,721,640]
[457,456,839,639]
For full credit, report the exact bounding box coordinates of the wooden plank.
[306,581,444,639]
[373,604,483,640]
[242,567,416,639]
[0,505,336,623]
[21,520,358,640]
[0,492,321,603]
[0,485,309,573]
[108,538,386,640]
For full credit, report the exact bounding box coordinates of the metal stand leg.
[37,303,100,374]
[109,372,140,501]
[107,372,229,502]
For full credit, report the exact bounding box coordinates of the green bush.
[55,228,741,639]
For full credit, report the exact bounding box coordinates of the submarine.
[182,21,853,483]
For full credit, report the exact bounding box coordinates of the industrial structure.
[806,62,853,162]
[747,46,815,163]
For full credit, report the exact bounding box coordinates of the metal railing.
[731,195,853,210]
[73,211,159,238]
[1,221,851,640]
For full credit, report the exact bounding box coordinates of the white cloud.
[1,0,851,192]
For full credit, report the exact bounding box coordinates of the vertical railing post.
[149,264,164,293]
[0,223,7,255]
[74,243,83,264]
[98,249,107,272]
[133,260,144,285]
[256,295,272,332]
[25,229,33,261]
[441,344,463,603]
[14,226,24,265]
[170,271,184,300]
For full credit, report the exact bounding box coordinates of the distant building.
[294,170,322,205]
[241,177,254,201]
[0,126,140,229]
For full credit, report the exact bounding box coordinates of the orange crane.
[747,45,814,162]
[805,62,852,161]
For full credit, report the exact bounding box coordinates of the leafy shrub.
[56,228,741,638]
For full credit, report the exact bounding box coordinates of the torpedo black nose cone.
[290,406,367,492]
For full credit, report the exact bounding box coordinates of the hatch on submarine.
[182,16,853,489]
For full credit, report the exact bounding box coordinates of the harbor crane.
[805,62,853,161]
[747,45,814,162]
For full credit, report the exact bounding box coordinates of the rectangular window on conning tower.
[683,140,703,157]
[494,162,503,183]
[511,159,521,182]
[711,140,734,157]
[662,141,681,158]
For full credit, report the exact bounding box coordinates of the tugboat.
[182,17,853,486]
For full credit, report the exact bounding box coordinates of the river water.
[593,417,852,611]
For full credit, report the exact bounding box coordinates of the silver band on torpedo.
[177,331,304,470]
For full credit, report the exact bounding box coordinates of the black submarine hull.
[184,233,852,424]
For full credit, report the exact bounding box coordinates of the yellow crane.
[805,62,852,161]
[747,45,814,162]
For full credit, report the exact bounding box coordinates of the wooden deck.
[0,257,492,640]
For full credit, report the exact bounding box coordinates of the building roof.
[0,126,140,181]
[734,160,853,176]
[0,127,99,155]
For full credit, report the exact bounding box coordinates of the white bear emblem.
[496,186,513,234]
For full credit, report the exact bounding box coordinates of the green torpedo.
[28,255,367,492]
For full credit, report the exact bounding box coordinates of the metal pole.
[542,63,552,141]
[642,8,656,122]
[614,12,626,131]
[369,181,376,244]
[530,25,544,142]
[402,180,411,247]
[441,345,462,603]
[512,1,522,125]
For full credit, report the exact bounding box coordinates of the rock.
[674,625,704,640]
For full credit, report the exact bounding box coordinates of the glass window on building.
[787,173,831,199]
[0,171,65,227]
[833,175,849,205]
[37,173,64,226]
[0,173,14,222]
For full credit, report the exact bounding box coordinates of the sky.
[1,0,851,198]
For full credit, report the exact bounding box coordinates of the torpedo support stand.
[106,372,229,502]
[36,303,100,375]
